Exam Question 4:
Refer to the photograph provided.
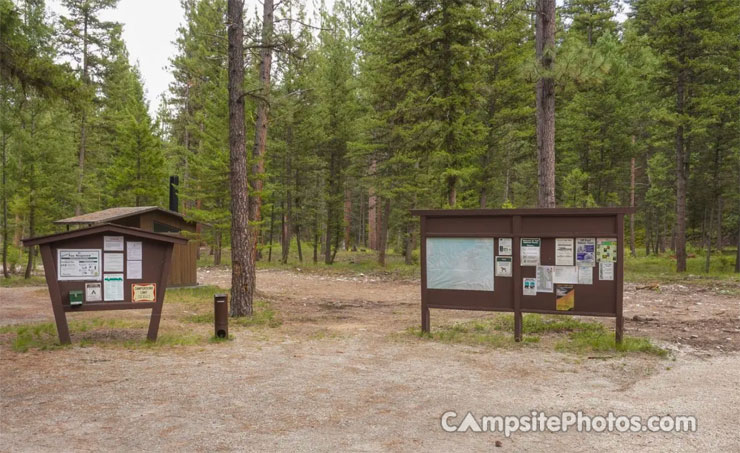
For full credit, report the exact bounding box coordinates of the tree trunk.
[214,232,222,266]
[674,67,688,272]
[704,205,713,273]
[268,203,275,262]
[367,160,378,250]
[535,0,556,208]
[630,157,636,257]
[343,188,351,250]
[24,181,35,279]
[404,220,414,265]
[377,198,391,266]
[2,127,8,278]
[249,0,273,236]
[227,0,253,317]
[75,13,90,216]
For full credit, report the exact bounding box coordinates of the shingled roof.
[54,206,186,225]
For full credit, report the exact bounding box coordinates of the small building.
[54,206,198,286]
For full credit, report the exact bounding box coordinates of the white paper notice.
[495,256,513,277]
[103,273,124,301]
[555,238,574,266]
[498,238,512,256]
[85,282,102,302]
[576,238,596,267]
[58,249,102,281]
[536,265,554,293]
[553,265,578,284]
[523,278,537,296]
[104,253,124,272]
[520,238,541,266]
[104,236,124,251]
[127,260,142,279]
[577,265,593,285]
[127,241,142,260]
[599,262,615,281]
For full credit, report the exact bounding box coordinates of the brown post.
[147,243,174,341]
[513,215,522,342]
[420,216,430,333]
[40,244,71,345]
[616,213,625,344]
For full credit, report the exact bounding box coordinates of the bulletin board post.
[413,208,633,344]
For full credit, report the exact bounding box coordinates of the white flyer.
[555,238,574,266]
[495,256,513,277]
[127,260,142,279]
[104,252,124,272]
[577,265,593,285]
[523,278,537,296]
[104,236,124,251]
[576,238,596,267]
[497,238,512,256]
[553,265,578,284]
[57,249,101,281]
[520,238,541,266]
[85,282,102,302]
[599,262,615,281]
[536,265,554,293]
[103,273,124,301]
[127,241,143,260]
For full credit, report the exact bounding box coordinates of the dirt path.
[1,269,739,451]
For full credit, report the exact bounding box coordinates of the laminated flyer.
[520,238,541,266]
[536,265,554,293]
[555,238,574,266]
[597,238,618,262]
[576,238,596,266]
[556,285,575,311]
[103,273,124,301]
[495,256,513,277]
[498,238,512,256]
[523,278,537,296]
[599,261,615,281]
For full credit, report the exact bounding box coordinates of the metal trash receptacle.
[214,294,228,338]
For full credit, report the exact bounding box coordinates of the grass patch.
[166,285,226,307]
[556,330,669,357]
[0,275,46,287]
[0,318,207,352]
[407,313,667,357]
[184,299,282,328]
[232,300,282,328]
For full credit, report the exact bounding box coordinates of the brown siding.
[131,212,198,286]
[168,240,199,286]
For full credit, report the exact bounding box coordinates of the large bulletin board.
[412,208,633,343]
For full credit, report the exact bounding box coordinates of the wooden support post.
[40,245,71,345]
[513,216,522,342]
[147,243,173,341]
[420,216,430,333]
[616,213,625,344]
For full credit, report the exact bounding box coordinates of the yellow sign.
[556,285,575,311]
[132,283,156,302]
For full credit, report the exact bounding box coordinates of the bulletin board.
[22,224,187,345]
[411,208,633,343]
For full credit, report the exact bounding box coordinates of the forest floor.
[1,267,739,451]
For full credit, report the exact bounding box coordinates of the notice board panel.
[413,208,631,343]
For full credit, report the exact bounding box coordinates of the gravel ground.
[1,269,739,451]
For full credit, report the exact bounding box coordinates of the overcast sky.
[45,0,627,116]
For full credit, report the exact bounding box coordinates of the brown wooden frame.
[24,224,187,345]
[412,208,633,343]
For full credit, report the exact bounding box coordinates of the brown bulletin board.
[412,208,633,343]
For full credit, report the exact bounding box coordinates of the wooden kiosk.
[22,223,187,344]
[412,208,633,343]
